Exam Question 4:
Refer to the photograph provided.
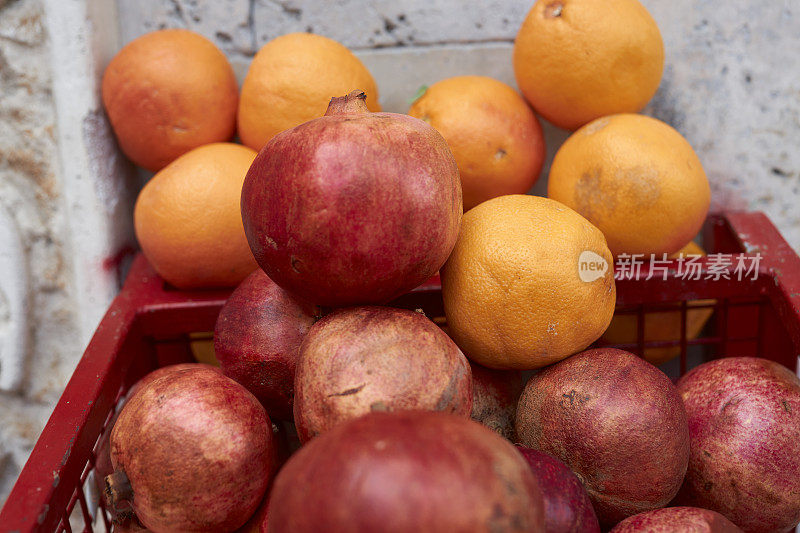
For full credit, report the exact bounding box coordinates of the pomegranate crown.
[325,90,369,116]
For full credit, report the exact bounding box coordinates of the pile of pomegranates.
[103,93,800,533]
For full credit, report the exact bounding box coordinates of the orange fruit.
[602,241,714,365]
[134,143,258,289]
[513,0,664,130]
[189,333,219,366]
[102,29,238,172]
[547,113,710,256]
[238,33,380,151]
[408,76,546,211]
[441,194,616,370]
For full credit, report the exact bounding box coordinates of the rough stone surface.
[0,0,82,503]
[1,0,799,511]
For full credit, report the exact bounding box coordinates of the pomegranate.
[93,363,220,499]
[516,447,600,533]
[610,507,743,532]
[236,494,270,533]
[675,357,800,533]
[293,306,472,442]
[241,90,462,306]
[470,362,523,440]
[106,366,274,532]
[214,269,319,420]
[268,410,545,532]
[516,348,689,526]
[112,516,149,532]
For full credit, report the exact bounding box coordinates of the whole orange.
[408,76,546,211]
[134,143,258,289]
[102,29,238,172]
[441,194,616,370]
[238,33,380,151]
[548,113,710,256]
[601,241,715,365]
[513,0,664,130]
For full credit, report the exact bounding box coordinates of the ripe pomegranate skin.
[516,447,600,533]
[241,90,462,307]
[470,362,523,440]
[108,366,274,533]
[293,306,472,442]
[610,507,743,532]
[516,348,689,526]
[236,494,270,533]
[268,411,545,532]
[674,357,800,533]
[94,363,220,499]
[214,269,319,420]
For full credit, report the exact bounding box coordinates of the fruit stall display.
[3,0,800,532]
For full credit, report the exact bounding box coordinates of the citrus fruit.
[513,0,664,130]
[601,241,715,365]
[238,33,380,151]
[189,333,219,367]
[441,194,616,370]
[102,29,238,172]
[134,142,258,289]
[547,113,710,256]
[408,76,545,211]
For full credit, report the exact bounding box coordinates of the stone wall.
[0,0,797,506]
[0,0,80,500]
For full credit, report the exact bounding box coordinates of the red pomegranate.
[112,516,149,532]
[214,269,319,420]
[106,366,274,532]
[610,507,743,532]
[241,90,462,307]
[516,348,689,526]
[93,363,220,499]
[236,494,270,533]
[470,362,523,440]
[267,410,545,532]
[516,447,600,533]
[293,306,472,442]
[675,357,800,533]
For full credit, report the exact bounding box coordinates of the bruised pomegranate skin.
[516,348,689,526]
[241,91,462,307]
[610,507,743,532]
[470,362,523,440]
[268,411,545,532]
[293,306,472,442]
[214,269,319,420]
[674,357,800,533]
[108,366,274,532]
[516,447,600,533]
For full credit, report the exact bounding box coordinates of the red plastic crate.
[2,211,799,532]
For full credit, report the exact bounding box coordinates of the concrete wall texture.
[0,0,798,504]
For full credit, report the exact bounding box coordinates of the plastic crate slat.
[726,212,800,348]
